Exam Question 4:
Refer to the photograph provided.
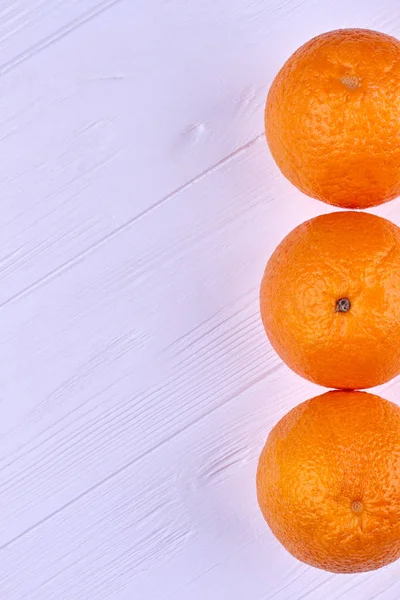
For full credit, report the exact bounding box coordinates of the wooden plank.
[3,1,400,599]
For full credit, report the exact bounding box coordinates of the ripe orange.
[257,390,400,573]
[260,211,400,390]
[266,28,400,208]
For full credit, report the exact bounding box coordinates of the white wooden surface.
[3,1,400,598]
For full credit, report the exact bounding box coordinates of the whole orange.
[260,211,400,389]
[257,390,400,573]
[266,28,400,208]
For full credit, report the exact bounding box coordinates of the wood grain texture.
[3,0,400,598]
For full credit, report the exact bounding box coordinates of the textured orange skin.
[266,28,400,208]
[260,211,400,390]
[257,390,400,573]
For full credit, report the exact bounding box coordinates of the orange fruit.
[257,390,400,573]
[260,211,400,390]
[266,28,400,208]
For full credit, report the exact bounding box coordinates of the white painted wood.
[2,0,400,598]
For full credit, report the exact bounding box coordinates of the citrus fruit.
[266,28,400,208]
[260,211,400,390]
[257,390,400,573]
